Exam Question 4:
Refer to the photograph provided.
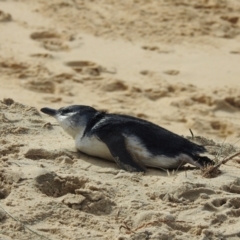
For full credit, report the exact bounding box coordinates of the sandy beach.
[1,1,240,239]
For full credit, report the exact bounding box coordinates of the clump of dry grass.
[187,130,240,178]
[201,151,240,178]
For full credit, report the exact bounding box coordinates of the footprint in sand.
[0,168,23,199]
[163,70,180,76]
[30,31,70,51]
[144,83,176,101]
[0,182,11,199]
[0,99,47,138]
[22,79,55,93]
[34,171,88,197]
[177,188,215,202]
[0,60,28,75]
[35,171,115,215]
[160,183,216,203]
[65,60,116,76]
[204,197,240,220]
[221,178,240,194]
[224,96,240,109]
[0,10,12,22]
[24,148,74,161]
[30,53,54,59]
[101,79,128,92]
[0,142,22,158]
[142,45,172,54]
[65,60,100,76]
[189,117,234,138]
[43,40,69,51]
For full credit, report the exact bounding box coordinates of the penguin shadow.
[72,150,197,177]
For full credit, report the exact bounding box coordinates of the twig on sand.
[202,151,240,178]
[189,129,194,139]
[0,203,52,240]
[119,219,189,234]
[119,221,136,234]
[220,151,240,165]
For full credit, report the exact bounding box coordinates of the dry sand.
[1,0,240,239]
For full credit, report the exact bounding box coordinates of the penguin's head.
[40,105,97,138]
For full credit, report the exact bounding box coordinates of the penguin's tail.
[193,155,215,168]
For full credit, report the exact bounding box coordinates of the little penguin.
[40,105,214,172]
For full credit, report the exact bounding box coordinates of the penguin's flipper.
[98,133,146,172]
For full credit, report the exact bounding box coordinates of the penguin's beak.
[40,107,57,117]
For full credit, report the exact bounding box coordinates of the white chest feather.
[75,135,113,161]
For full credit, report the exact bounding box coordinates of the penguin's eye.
[60,109,72,115]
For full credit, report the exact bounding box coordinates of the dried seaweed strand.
[120,219,189,234]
